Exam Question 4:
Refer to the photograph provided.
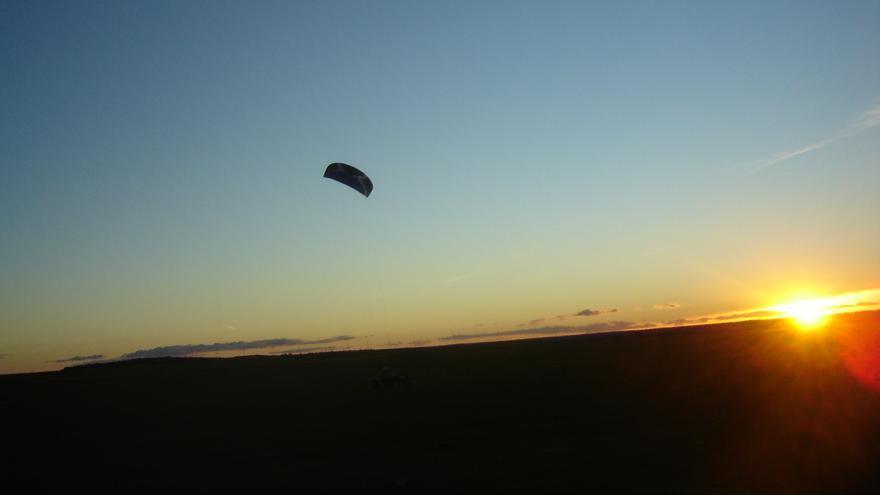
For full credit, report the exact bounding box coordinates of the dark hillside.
[3,312,880,493]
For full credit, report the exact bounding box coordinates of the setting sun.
[787,301,825,326]
[775,298,829,328]
[767,289,880,330]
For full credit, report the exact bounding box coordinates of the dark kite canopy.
[323,163,373,197]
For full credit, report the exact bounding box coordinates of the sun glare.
[768,289,880,330]
[775,298,829,328]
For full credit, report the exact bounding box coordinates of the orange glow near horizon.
[776,298,829,328]
[769,289,880,330]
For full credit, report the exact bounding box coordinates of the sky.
[1,0,879,373]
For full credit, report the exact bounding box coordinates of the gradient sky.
[2,1,879,373]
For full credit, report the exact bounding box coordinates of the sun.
[776,299,828,328]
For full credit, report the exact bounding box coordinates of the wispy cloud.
[122,336,354,359]
[829,301,880,310]
[268,346,336,355]
[55,354,104,364]
[575,308,618,317]
[746,101,880,173]
[653,303,681,310]
[518,308,617,327]
[664,309,778,327]
[853,103,880,129]
[444,274,471,284]
[440,321,639,341]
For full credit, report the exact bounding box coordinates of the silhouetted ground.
[3,311,880,493]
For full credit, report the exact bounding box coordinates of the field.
[3,311,880,493]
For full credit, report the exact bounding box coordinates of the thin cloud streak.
[441,321,640,341]
[54,354,104,363]
[575,308,618,317]
[746,101,880,173]
[853,103,880,128]
[653,303,681,310]
[269,346,336,355]
[664,310,778,327]
[122,336,354,359]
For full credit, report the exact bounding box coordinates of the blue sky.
[1,1,879,372]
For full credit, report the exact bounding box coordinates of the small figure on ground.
[371,365,411,389]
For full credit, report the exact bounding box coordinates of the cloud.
[828,301,880,310]
[665,309,779,327]
[665,317,711,326]
[745,101,880,173]
[746,138,836,172]
[440,321,639,341]
[55,354,104,363]
[122,336,354,359]
[307,336,356,345]
[519,314,584,325]
[575,308,618,317]
[653,303,681,310]
[853,103,880,129]
[268,346,336,355]
[705,308,779,322]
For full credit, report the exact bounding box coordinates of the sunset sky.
[2,1,879,373]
